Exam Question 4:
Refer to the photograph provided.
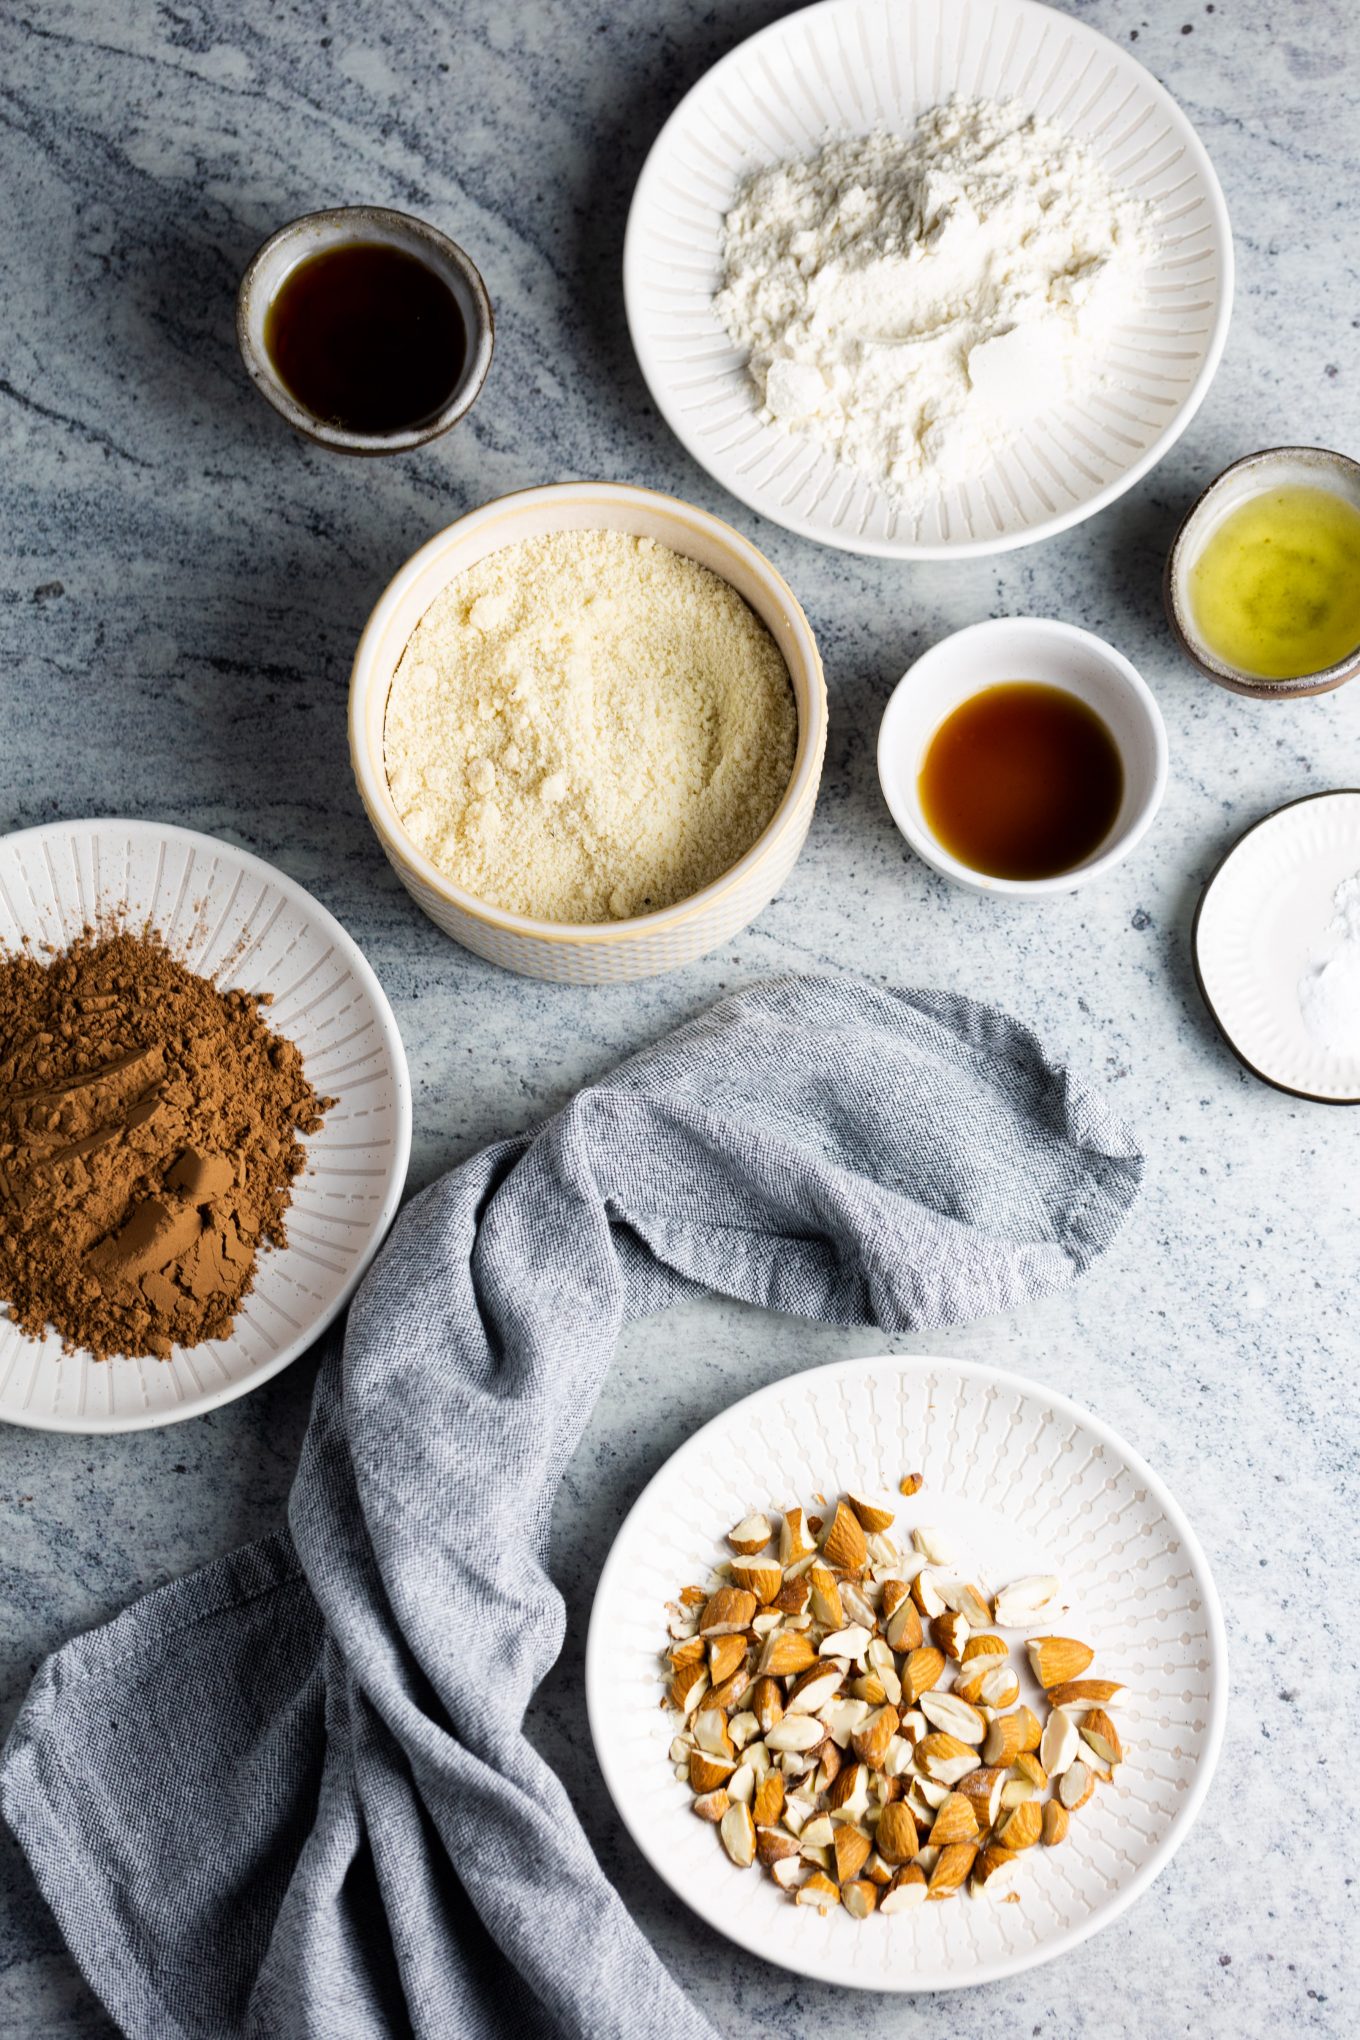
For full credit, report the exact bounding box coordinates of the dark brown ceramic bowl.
[1164,445,1360,699]
[236,205,494,455]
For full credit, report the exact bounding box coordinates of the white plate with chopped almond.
[585,1355,1226,1991]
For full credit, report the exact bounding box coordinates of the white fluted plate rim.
[586,1353,1226,1990]
[0,818,411,1432]
[624,0,1233,558]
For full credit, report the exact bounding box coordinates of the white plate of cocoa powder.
[0,819,410,1432]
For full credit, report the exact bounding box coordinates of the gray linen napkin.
[1,976,1142,2040]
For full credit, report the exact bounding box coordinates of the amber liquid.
[264,241,466,435]
[918,683,1124,881]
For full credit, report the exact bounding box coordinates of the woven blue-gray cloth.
[0,976,1142,2040]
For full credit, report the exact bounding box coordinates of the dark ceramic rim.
[235,205,494,455]
[1191,787,1360,1105]
[1164,446,1360,699]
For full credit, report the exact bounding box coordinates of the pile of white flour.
[713,96,1156,509]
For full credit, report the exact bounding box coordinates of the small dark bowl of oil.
[237,206,493,454]
[877,618,1169,897]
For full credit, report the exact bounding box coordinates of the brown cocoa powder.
[0,928,333,1360]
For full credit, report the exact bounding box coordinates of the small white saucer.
[1194,790,1360,1103]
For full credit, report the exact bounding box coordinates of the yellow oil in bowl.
[1188,484,1360,680]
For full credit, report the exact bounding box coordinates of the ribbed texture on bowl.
[349,483,827,982]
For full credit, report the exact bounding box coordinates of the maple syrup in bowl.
[237,206,493,454]
[877,619,1168,897]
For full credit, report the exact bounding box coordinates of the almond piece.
[819,1696,873,1747]
[1080,1708,1124,1768]
[1014,1705,1043,1754]
[813,1743,843,1795]
[668,1635,705,1669]
[995,1799,1042,1850]
[679,1585,707,1608]
[1012,1751,1048,1791]
[991,1575,1060,1627]
[1046,1678,1125,1711]
[928,1791,979,1847]
[850,1673,887,1706]
[692,1788,729,1822]
[787,1664,844,1714]
[706,1634,748,1686]
[880,1863,928,1911]
[699,1587,758,1637]
[915,1731,981,1785]
[932,1610,970,1661]
[833,1826,872,1884]
[884,1594,924,1654]
[693,1708,735,1760]
[772,1574,810,1615]
[1026,1636,1095,1688]
[919,1691,986,1745]
[1042,1799,1070,1846]
[977,1664,1020,1710]
[669,1659,709,1712]
[971,1842,1021,1897]
[778,1507,816,1566]
[960,1632,1007,1663]
[764,1715,825,1754]
[729,1554,783,1605]
[821,1501,868,1574]
[720,1801,756,1867]
[874,1799,921,1864]
[756,1822,799,1865]
[750,1675,784,1734]
[982,1712,1026,1767]
[827,1760,868,1816]
[799,1814,834,1849]
[957,1765,1005,1829]
[707,1667,750,1713]
[819,1623,872,1664]
[807,1563,844,1631]
[688,1749,736,1794]
[926,1841,977,1900]
[911,1524,954,1565]
[726,1761,755,1805]
[851,1704,899,1770]
[753,1771,785,1828]
[1039,1708,1080,1778]
[795,1869,840,1911]
[771,1855,807,1891]
[902,1645,946,1705]
[847,1490,896,1534]
[946,1582,993,1630]
[841,1878,877,1919]
[864,1851,893,1887]
[727,1513,773,1555]
[758,1631,818,1679]
[999,1776,1037,1810]
[1058,1759,1095,1811]
[910,1569,947,1619]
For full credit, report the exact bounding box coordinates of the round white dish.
[0,819,411,1433]
[624,0,1233,559]
[877,618,1168,895]
[349,481,827,984]
[1194,789,1360,1103]
[586,1352,1225,1993]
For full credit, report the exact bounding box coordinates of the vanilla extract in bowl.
[264,240,467,436]
[918,682,1124,882]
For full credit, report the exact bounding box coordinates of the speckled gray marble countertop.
[0,1,1355,2033]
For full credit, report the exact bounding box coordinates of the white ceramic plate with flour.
[587,1354,1226,1992]
[625,0,1233,558]
[0,819,410,1432]
[1195,790,1360,1104]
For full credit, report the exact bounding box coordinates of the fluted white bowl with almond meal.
[348,482,827,984]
